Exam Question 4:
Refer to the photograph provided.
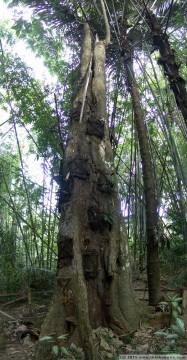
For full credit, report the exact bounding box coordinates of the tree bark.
[35,23,140,360]
[119,20,161,306]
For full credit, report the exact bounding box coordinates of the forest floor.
[0,279,187,360]
[0,293,50,360]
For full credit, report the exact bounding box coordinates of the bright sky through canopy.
[0,0,57,82]
[0,0,57,189]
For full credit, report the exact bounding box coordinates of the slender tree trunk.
[119,20,160,305]
[145,9,187,127]
[35,23,140,360]
[177,180,187,288]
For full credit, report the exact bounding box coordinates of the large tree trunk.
[119,21,161,306]
[35,24,140,360]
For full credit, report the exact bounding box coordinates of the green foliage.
[0,266,55,293]
[39,333,70,358]
[12,15,71,82]
[0,131,58,278]
[155,330,179,340]
[39,335,55,342]
[38,333,86,358]
[0,22,70,159]
[21,266,55,291]
[162,294,183,318]
[170,322,185,337]
[155,294,186,340]
[51,345,59,356]
[0,266,23,293]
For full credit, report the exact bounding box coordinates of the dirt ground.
[0,281,187,360]
[0,294,49,360]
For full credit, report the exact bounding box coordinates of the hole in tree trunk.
[82,250,98,279]
[87,117,105,139]
[58,236,74,267]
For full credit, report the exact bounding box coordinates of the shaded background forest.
[0,0,187,295]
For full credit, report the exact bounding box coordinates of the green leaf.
[173,297,182,302]
[155,330,168,336]
[39,335,53,342]
[159,301,168,305]
[176,317,185,332]
[170,325,184,336]
[165,333,179,339]
[172,310,178,319]
[52,345,59,356]
[172,301,179,309]
[170,294,182,301]
[60,346,70,356]
[57,334,69,340]
[177,306,182,314]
